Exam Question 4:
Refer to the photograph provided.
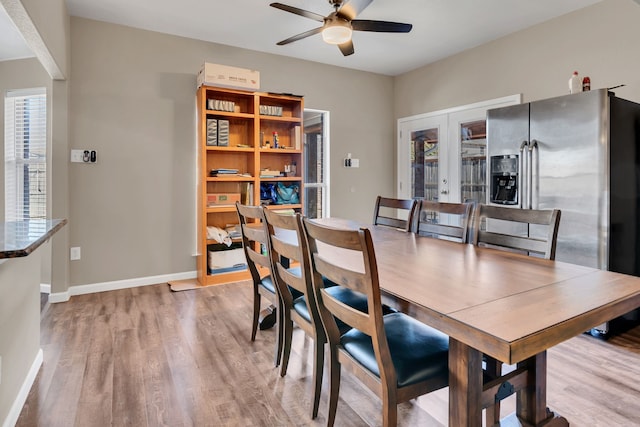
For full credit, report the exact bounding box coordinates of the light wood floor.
[18,282,640,426]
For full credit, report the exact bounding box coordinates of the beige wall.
[394,0,640,118]
[0,59,50,425]
[0,1,68,424]
[68,17,394,286]
[65,0,640,289]
[0,252,42,425]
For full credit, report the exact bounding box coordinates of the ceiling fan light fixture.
[322,20,352,44]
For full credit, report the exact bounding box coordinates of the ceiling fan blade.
[338,40,354,56]
[276,27,324,45]
[338,0,373,20]
[270,2,325,22]
[351,20,412,33]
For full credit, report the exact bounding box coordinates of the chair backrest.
[263,209,319,323]
[236,202,271,283]
[413,200,473,243]
[471,204,561,259]
[372,196,418,232]
[302,219,395,381]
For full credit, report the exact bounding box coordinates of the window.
[303,110,329,218]
[4,88,47,221]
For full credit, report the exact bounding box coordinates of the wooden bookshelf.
[196,86,304,286]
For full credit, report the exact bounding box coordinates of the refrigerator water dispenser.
[490,155,518,205]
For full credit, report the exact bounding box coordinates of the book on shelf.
[206,119,217,146]
[290,125,301,150]
[217,119,229,146]
[240,182,254,205]
[259,169,281,178]
[210,168,239,176]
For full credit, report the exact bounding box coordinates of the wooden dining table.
[313,217,640,426]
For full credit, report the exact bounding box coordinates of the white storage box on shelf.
[208,242,247,274]
[197,62,260,90]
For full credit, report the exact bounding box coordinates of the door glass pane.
[411,127,439,201]
[304,185,323,218]
[460,120,486,204]
[303,110,327,218]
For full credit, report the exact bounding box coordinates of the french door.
[398,95,521,204]
[398,114,450,202]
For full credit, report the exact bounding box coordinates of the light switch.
[70,149,84,163]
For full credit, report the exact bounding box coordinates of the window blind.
[4,88,47,221]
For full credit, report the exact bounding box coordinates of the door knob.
[440,190,448,194]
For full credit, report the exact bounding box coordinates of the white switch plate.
[70,149,84,163]
[70,247,81,261]
[70,149,97,163]
[343,158,360,168]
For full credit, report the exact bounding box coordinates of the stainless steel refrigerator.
[486,88,640,335]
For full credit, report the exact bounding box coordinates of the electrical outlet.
[70,247,81,261]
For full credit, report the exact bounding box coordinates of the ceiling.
[2,0,603,76]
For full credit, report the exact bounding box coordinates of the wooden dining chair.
[372,196,418,232]
[471,204,561,259]
[263,209,374,419]
[471,203,561,425]
[302,218,450,427]
[235,202,283,366]
[413,200,473,243]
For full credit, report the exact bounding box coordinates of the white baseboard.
[2,349,43,427]
[40,283,51,294]
[48,271,197,303]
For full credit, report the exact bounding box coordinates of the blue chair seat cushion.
[341,312,449,388]
[259,275,276,294]
[260,267,303,299]
[293,284,370,335]
[293,284,398,335]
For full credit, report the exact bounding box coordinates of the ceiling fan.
[270,0,412,56]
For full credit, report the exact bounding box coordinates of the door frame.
[303,108,330,218]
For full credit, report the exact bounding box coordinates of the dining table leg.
[449,341,570,427]
[449,338,484,427]
[516,351,569,426]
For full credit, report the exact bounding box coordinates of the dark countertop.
[0,219,67,259]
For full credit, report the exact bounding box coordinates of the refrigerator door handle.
[519,141,529,209]
[529,140,539,209]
